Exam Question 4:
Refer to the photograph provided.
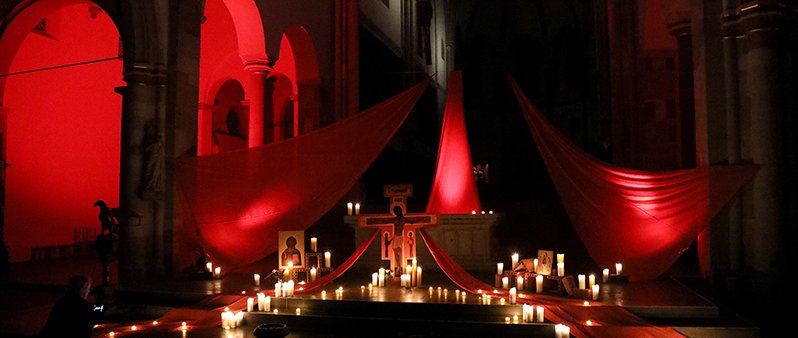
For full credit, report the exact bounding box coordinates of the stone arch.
[274,25,320,135]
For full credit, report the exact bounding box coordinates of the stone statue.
[142,135,164,200]
[93,200,119,286]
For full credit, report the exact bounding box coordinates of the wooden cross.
[358,205,439,275]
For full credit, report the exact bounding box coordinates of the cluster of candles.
[601,263,624,282]
[346,202,361,215]
[521,304,545,323]
[555,324,571,338]
[274,280,295,297]
[334,287,344,299]
[575,273,601,300]
[428,286,467,303]
[470,210,495,215]
[220,307,243,329]
[206,262,222,279]
[401,259,422,287]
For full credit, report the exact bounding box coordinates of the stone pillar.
[667,19,697,169]
[0,107,9,276]
[243,61,271,147]
[152,65,167,277]
[197,103,214,155]
[736,2,789,291]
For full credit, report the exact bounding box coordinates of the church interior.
[0,0,796,337]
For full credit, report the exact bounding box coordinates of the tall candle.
[324,252,331,268]
[310,267,317,281]
[557,262,565,277]
[378,267,385,287]
[310,237,317,252]
[588,274,596,289]
[557,253,565,264]
[535,275,543,293]
[502,276,509,290]
[536,305,545,323]
[516,276,524,290]
[214,267,221,279]
[355,203,360,215]
[372,272,378,286]
[511,253,519,269]
[254,273,260,286]
[417,267,422,287]
[275,282,282,297]
[497,262,504,275]
[247,298,254,312]
[592,284,600,300]
[615,263,623,276]
[603,268,609,282]
[578,274,586,289]
[283,268,290,281]
[412,258,417,272]
[509,287,517,304]
[533,258,538,273]
[346,202,353,215]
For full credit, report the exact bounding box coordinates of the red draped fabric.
[176,81,429,267]
[296,230,378,294]
[426,71,481,213]
[508,78,757,281]
[419,229,683,338]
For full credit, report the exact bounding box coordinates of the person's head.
[393,205,404,217]
[67,275,91,299]
[285,236,297,248]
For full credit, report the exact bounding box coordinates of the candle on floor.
[310,267,317,281]
[557,262,565,277]
[310,237,317,252]
[535,275,543,293]
[511,253,519,269]
[603,268,609,282]
[324,252,331,268]
[347,202,353,215]
[588,274,596,289]
[578,274,586,289]
[509,287,517,304]
[516,276,524,290]
[502,276,509,290]
[533,258,538,273]
[592,284,600,300]
[536,305,545,323]
[355,203,360,215]
[206,262,212,273]
[429,286,434,296]
[254,273,260,286]
[497,262,504,275]
[372,272,378,286]
[214,267,221,279]
[247,297,254,312]
[615,263,623,276]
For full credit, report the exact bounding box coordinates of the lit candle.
[502,276,509,290]
[511,253,519,269]
[592,284,600,300]
[214,266,221,279]
[516,276,524,290]
[603,268,609,282]
[535,275,543,293]
[405,265,412,275]
[275,282,282,297]
[283,268,290,281]
[247,297,254,312]
[557,262,565,277]
[499,297,506,305]
[310,237,317,252]
[615,263,623,276]
[378,269,385,287]
[555,324,570,338]
[324,251,331,268]
[588,274,595,289]
[417,267,422,287]
[285,280,294,296]
[401,274,410,287]
[557,253,564,264]
[578,274,586,289]
[355,203,360,215]
[533,258,538,273]
[372,272,378,286]
[347,202,353,215]
[131,325,137,331]
[254,273,260,286]
[497,262,504,275]
[321,290,326,299]
[296,308,301,316]
[234,312,243,327]
[310,267,317,281]
[471,210,476,215]
[429,286,434,296]
[522,304,531,322]
[509,287,517,304]
[206,262,212,273]
[489,210,494,214]
[536,305,545,323]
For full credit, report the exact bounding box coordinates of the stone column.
[197,103,214,155]
[243,61,271,147]
[0,107,9,276]
[117,63,158,283]
[668,19,697,169]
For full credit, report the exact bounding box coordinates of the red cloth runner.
[295,230,378,294]
[419,229,683,338]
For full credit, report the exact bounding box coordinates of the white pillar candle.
[234,311,243,327]
[296,307,301,316]
[275,282,282,297]
[286,280,294,296]
[324,252,331,268]
[254,273,260,286]
[511,253,519,269]
[516,276,524,290]
[533,258,538,273]
[372,272,378,286]
[497,262,504,275]
[589,274,596,289]
[310,237,317,252]
[557,262,565,277]
[310,267,317,281]
[557,253,565,264]
[536,305,545,323]
[535,275,543,293]
[347,202,353,215]
[355,203,360,215]
[412,258,417,270]
[378,268,385,287]
[214,266,221,278]
[206,262,212,273]
[502,276,509,290]
[603,268,610,282]
[578,274,586,289]
[416,267,422,287]
[429,286,433,296]
[592,284,600,300]
[509,287,517,304]
[615,263,623,276]
[247,297,254,312]
[321,290,326,299]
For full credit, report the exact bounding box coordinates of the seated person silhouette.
[281,236,302,267]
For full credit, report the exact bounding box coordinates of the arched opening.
[211,79,247,153]
[274,26,321,136]
[0,1,123,262]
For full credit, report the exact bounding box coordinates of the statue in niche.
[226,109,241,137]
[93,200,120,286]
[141,135,164,200]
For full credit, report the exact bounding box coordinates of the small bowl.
[253,323,289,338]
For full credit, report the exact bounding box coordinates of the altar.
[346,212,500,270]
